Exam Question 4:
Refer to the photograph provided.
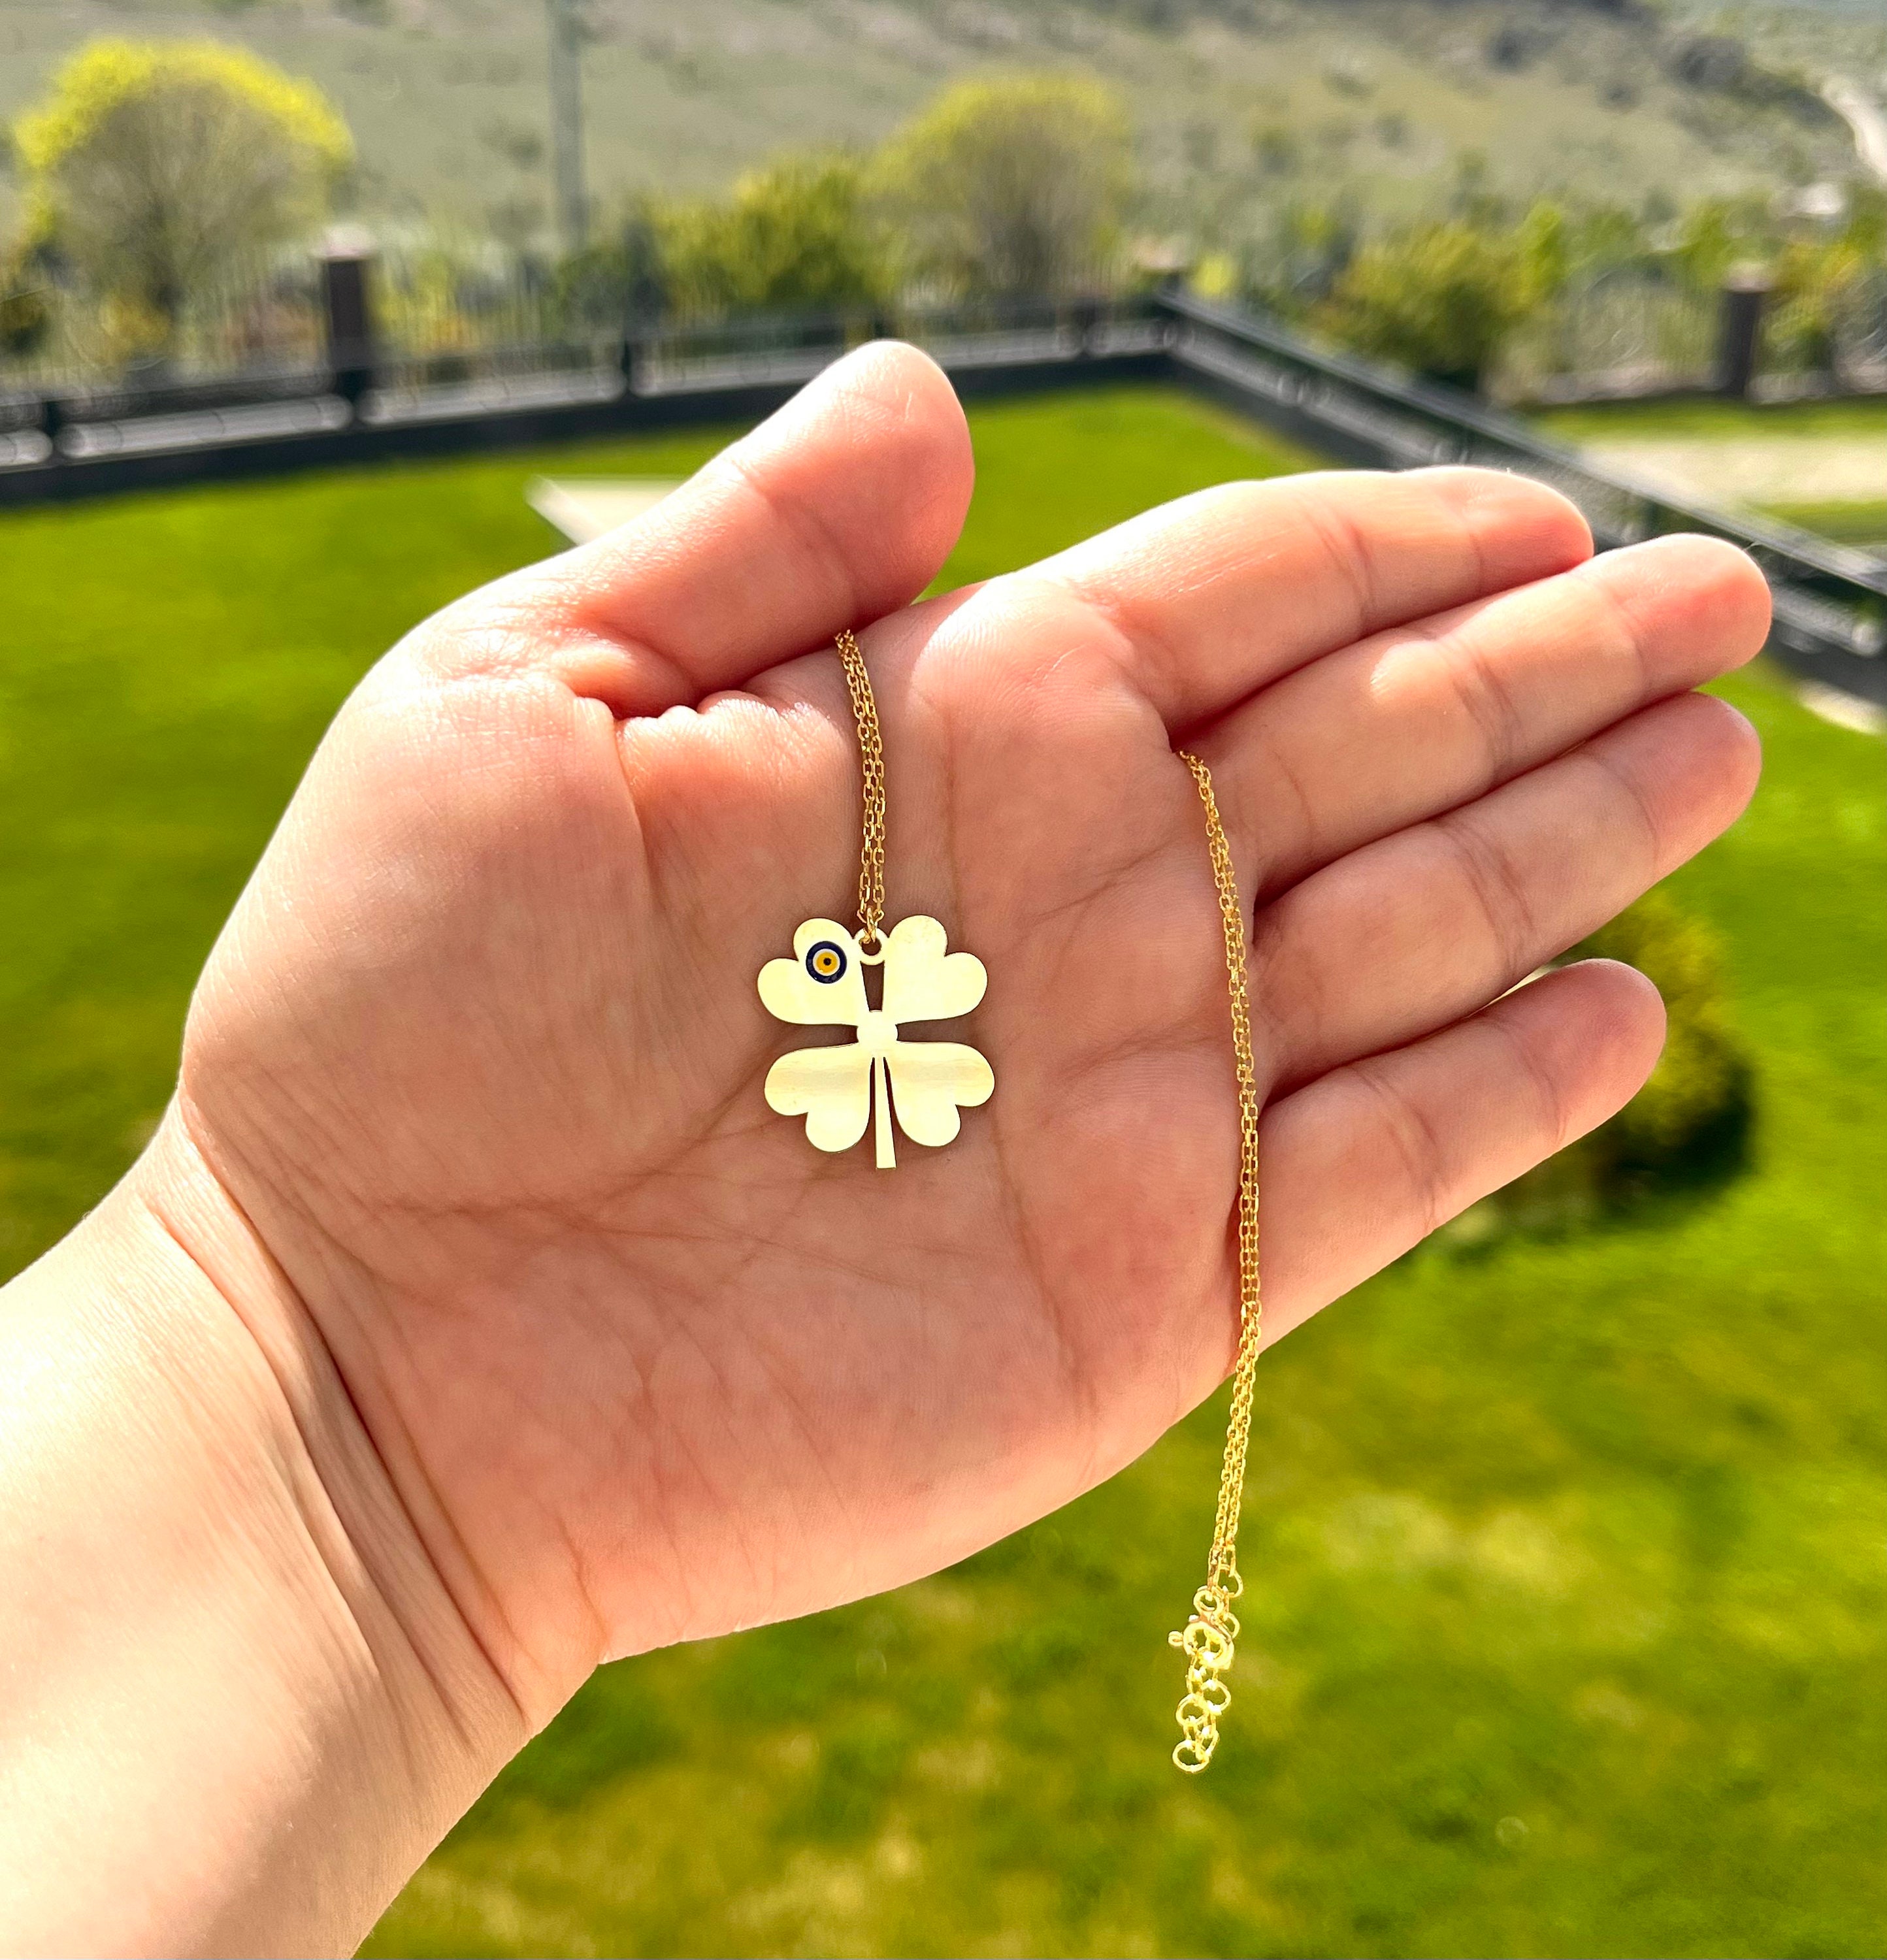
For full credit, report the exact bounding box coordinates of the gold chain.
[1168,751,1264,1774]
[830,640,1261,1767]
[835,630,887,947]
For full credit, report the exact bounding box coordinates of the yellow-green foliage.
[12,39,352,336]
[599,74,1134,322]
[1578,887,1753,1179]
[1663,188,1887,374]
[1319,214,1558,388]
[1764,200,1887,374]
[0,246,53,358]
[658,154,890,317]
[874,73,1132,296]
[13,39,352,183]
[1493,888,1754,1232]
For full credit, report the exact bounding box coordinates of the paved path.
[1584,436,1887,508]
[526,476,681,544]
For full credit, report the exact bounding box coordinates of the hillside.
[0,0,1877,248]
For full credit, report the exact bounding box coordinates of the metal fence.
[0,294,1174,482]
[0,292,1170,470]
[1162,291,1887,706]
[10,236,1887,413]
[0,285,1881,708]
[1497,274,1719,404]
[1495,264,1887,404]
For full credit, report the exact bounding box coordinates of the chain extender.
[830,642,1264,1771]
[1169,751,1264,1774]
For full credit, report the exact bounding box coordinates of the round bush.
[1492,888,1755,1232]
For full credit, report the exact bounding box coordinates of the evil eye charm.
[805,940,848,985]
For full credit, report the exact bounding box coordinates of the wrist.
[0,1111,526,1954]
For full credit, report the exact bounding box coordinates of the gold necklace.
[757,631,995,1169]
[1168,751,1264,1773]
[756,636,1262,1772]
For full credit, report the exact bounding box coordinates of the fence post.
[320,230,378,416]
[1716,265,1772,400]
[617,331,644,394]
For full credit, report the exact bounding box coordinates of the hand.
[158,343,1766,1734]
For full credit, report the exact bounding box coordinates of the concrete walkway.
[526,477,681,544]
[1584,436,1887,508]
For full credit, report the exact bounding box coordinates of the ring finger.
[1250,689,1761,1093]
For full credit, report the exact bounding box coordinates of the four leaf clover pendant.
[759,916,994,1169]
[763,630,994,1169]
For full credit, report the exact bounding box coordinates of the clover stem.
[873,1055,896,1171]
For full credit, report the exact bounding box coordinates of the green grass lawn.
[1532,395,1887,446]
[1528,399,1887,550]
[1760,500,1887,549]
[3,388,1883,1959]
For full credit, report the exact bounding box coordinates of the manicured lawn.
[1533,394,1887,445]
[2,387,1882,1957]
[1761,499,1887,548]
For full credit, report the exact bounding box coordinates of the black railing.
[1,291,1880,707]
[1163,292,1887,706]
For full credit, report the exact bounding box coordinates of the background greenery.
[1,386,1880,1957]
[1,0,1863,246]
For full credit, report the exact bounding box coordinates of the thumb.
[406,340,976,719]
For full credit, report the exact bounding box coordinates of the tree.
[0,244,53,361]
[657,154,890,318]
[12,40,352,352]
[876,74,1132,297]
[1318,216,1551,391]
[1492,890,1753,1231]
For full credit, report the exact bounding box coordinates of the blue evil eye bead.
[805,939,848,984]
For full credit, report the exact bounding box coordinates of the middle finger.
[1251,689,1762,1094]
[1193,531,1769,905]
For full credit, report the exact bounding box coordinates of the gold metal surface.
[757,631,993,1168]
[760,917,993,1169]
[1168,749,1264,1773]
[835,629,887,950]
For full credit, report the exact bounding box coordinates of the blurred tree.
[1317,216,1553,391]
[659,154,890,317]
[876,74,1132,297]
[543,201,670,337]
[11,40,352,356]
[0,242,54,361]
[1579,890,1754,1197]
[1249,118,1300,176]
[1763,186,1887,376]
[1670,192,1777,290]
[1492,889,1754,1233]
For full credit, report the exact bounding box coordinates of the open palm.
[168,345,1765,1722]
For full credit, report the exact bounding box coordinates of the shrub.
[1491,889,1755,1233]
[0,246,53,359]
[1317,216,1551,391]
[659,153,891,318]
[12,40,352,352]
[874,74,1132,297]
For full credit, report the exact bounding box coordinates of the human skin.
[0,343,1767,1955]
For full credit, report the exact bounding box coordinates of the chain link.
[1168,750,1264,1774]
[829,644,1262,1771]
[835,630,887,947]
